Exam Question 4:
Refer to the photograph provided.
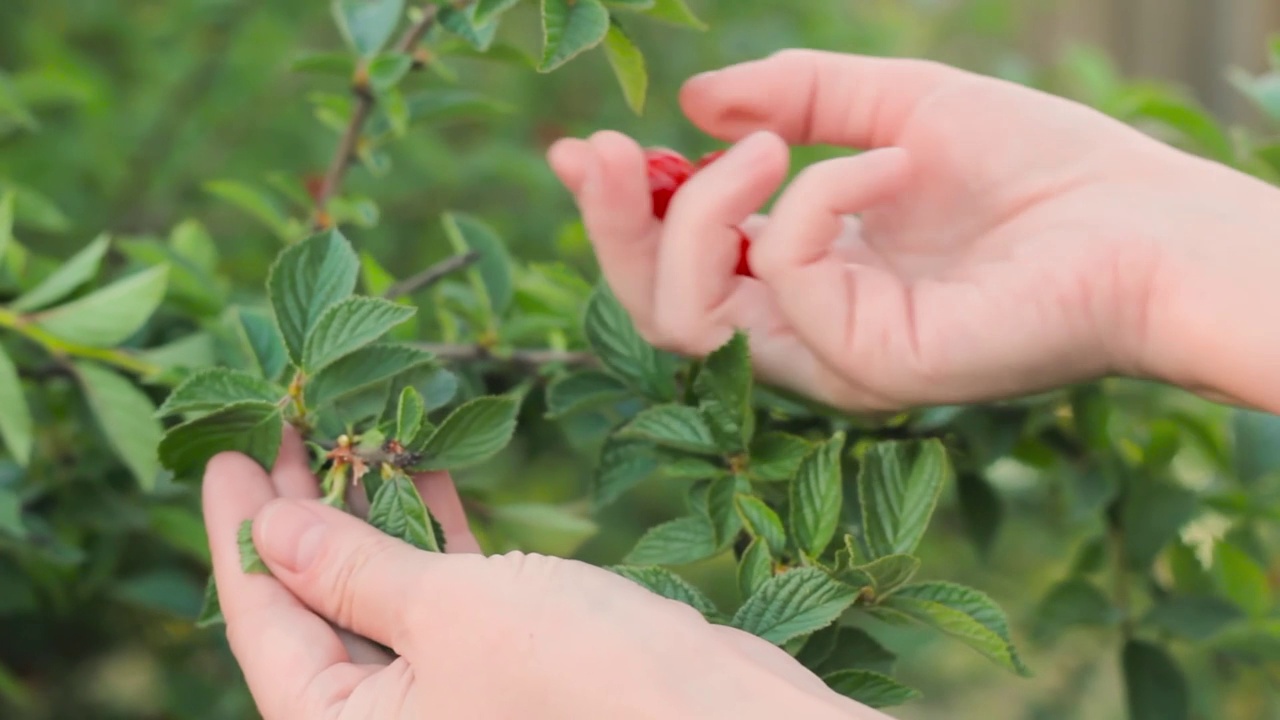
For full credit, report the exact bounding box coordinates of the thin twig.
[382,251,480,299]
[313,3,457,219]
[417,343,598,369]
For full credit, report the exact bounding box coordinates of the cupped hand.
[202,430,889,720]
[548,50,1280,412]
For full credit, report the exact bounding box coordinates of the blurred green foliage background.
[1,1,1278,718]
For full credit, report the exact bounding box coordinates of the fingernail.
[257,500,325,573]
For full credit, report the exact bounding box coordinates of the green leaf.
[195,577,223,628]
[1143,594,1244,642]
[1125,91,1234,164]
[438,4,498,52]
[738,538,772,598]
[538,0,610,72]
[33,265,168,347]
[305,343,435,408]
[823,670,920,709]
[584,284,675,400]
[623,515,719,566]
[396,386,426,445]
[604,0,655,8]
[610,565,721,620]
[332,0,405,57]
[367,474,443,552]
[1212,542,1272,618]
[545,370,631,418]
[302,296,416,372]
[659,456,727,480]
[1122,476,1199,568]
[475,0,524,24]
[955,470,1002,557]
[789,433,845,558]
[593,437,659,508]
[693,330,754,452]
[731,568,860,645]
[799,626,896,676]
[850,554,921,597]
[0,484,25,538]
[0,193,11,262]
[733,494,787,556]
[11,234,109,313]
[705,474,747,545]
[159,401,284,478]
[643,0,706,29]
[858,439,951,559]
[367,53,412,91]
[75,362,164,490]
[414,395,520,471]
[204,180,295,240]
[238,519,270,574]
[0,345,32,467]
[157,368,284,418]
[441,212,515,320]
[230,307,289,381]
[876,581,1030,676]
[616,404,718,455]
[748,432,812,482]
[1031,578,1116,641]
[1122,640,1189,720]
[1231,409,1280,486]
[267,229,361,364]
[602,19,647,114]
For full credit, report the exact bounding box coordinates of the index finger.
[679,50,956,149]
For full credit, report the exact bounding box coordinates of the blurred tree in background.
[1,1,1278,718]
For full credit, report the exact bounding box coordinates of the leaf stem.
[382,251,480,299]
[0,306,162,378]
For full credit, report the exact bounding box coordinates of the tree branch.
[382,251,480,299]
[417,343,598,369]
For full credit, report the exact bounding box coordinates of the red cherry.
[644,147,694,219]
[735,230,754,278]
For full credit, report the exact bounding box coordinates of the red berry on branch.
[735,230,754,278]
[644,147,694,219]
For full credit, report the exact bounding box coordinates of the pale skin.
[203,50,1280,718]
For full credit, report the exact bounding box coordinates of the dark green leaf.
[302,296,416,372]
[545,370,630,418]
[1122,476,1199,568]
[438,4,498,52]
[367,474,443,552]
[583,284,675,400]
[705,474,747,546]
[693,330,754,452]
[748,432,812,482]
[858,439,952,559]
[11,234,109,312]
[823,670,920,709]
[538,0,610,72]
[623,515,719,566]
[877,581,1030,676]
[731,568,860,645]
[593,437,659,508]
[850,554,920,597]
[157,368,284,418]
[659,456,727,480]
[442,212,515,319]
[34,265,168,347]
[734,494,787,556]
[232,307,289,381]
[616,404,718,455]
[76,362,164,490]
[305,343,435,408]
[267,229,360,364]
[1031,578,1116,641]
[789,432,845,558]
[1232,408,1280,486]
[195,576,223,628]
[332,0,405,57]
[159,401,284,477]
[396,386,426,445]
[602,19,647,114]
[1143,594,1244,641]
[0,345,32,467]
[610,565,721,620]
[956,470,1002,557]
[802,626,896,676]
[1122,640,1189,720]
[738,537,772,598]
[238,519,270,574]
[414,395,520,471]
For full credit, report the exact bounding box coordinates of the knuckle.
[324,535,397,630]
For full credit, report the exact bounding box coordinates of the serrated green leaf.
[1031,578,1117,641]
[602,19,647,114]
[195,576,223,628]
[737,537,772,598]
[159,401,284,477]
[305,343,435,408]
[643,0,706,29]
[302,296,416,372]
[11,234,109,313]
[694,330,753,452]
[1123,640,1189,720]
[790,432,844,558]
[593,437,659,508]
[610,565,721,620]
[396,386,425,445]
[734,494,787,556]
[748,431,812,482]
[75,362,164,490]
[823,670,919,709]
[441,212,514,320]
[858,439,952,559]
[267,229,360,364]
[850,554,920,597]
[414,395,520,471]
[616,404,718,455]
[385,362,457,415]
[584,284,675,400]
[1122,476,1199,568]
[475,0,523,24]
[0,346,32,467]
[538,0,610,72]
[157,368,284,418]
[731,568,859,645]
[623,515,719,565]
[237,519,270,574]
[659,456,727,480]
[33,265,168,347]
[956,470,1002,557]
[705,474,747,545]
[230,307,289,381]
[799,626,896,676]
[367,473,443,552]
[876,581,1029,676]
[332,0,405,57]
[438,3,498,51]
[545,370,631,418]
